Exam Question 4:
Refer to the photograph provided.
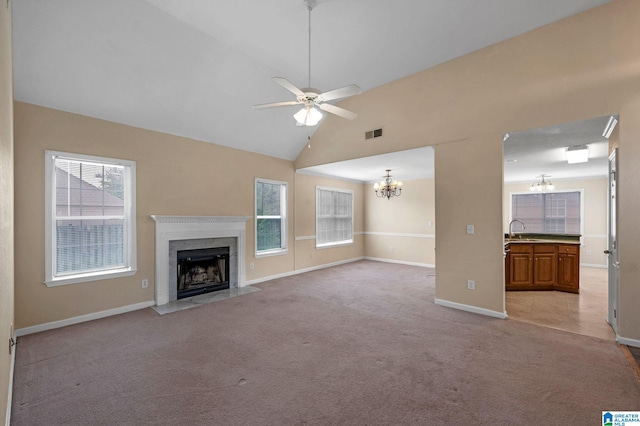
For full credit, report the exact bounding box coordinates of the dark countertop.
[504,233,581,245]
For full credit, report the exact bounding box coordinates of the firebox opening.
[176,247,230,299]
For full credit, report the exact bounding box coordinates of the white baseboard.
[616,335,640,349]
[14,301,155,337]
[246,257,364,285]
[364,256,435,268]
[434,298,507,319]
[5,332,15,426]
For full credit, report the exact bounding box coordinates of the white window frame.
[316,186,354,249]
[255,178,288,257]
[45,150,137,286]
[509,189,584,238]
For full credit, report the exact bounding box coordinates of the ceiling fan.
[252,0,361,127]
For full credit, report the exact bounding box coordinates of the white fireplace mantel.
[151,215,251,306]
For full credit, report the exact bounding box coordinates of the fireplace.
[150,215,250,306]
[177,247,230,299]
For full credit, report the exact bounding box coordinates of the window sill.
[255,248,288,258]
[45,268,137,287]
[316,240,354,250]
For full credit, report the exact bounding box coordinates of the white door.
[606,149,618,333]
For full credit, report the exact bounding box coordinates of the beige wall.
[0,0,13,421]
[14,102,298,329]
[435,137,505,314]
[364,178,435,266]
[296,0,640,339]
[293,172,364,271]
[13,103,370,330]
[504,178,608,267]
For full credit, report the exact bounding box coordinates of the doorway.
[502,115,618,340]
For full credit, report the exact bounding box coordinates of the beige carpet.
[11,261,640,425]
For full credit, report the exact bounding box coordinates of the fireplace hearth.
[177,247,230,299]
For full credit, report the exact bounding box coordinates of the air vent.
[365,128,383,140]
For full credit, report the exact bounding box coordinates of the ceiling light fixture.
[294,104,323,126]
[603,116,618,139]
[565,144,589,164]
[374,170,403,200]
[530,174,554,192]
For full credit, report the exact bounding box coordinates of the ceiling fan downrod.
[304,0,316,88]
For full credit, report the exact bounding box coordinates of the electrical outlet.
[389,246,394,253]
[466,225,475,235]
[250,262,255,270]
[586,250,592,255]
[141,279,149,288]
[467,280,475,290]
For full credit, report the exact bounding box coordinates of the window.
[45,150,137,286]
[316,186,353,248]
[255,178,287,256]
[511,191,582,234]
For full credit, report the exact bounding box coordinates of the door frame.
[607,148,619,334]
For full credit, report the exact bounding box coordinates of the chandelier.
[530,174,554,192]
[374,170,403,200]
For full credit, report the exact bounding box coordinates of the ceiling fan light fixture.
[294,105,323,126]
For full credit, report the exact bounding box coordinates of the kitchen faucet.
[509,219,525,238]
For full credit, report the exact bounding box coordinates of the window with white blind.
[511,191,582,234]
[316,186,353,248]
[45,150,137,286]
[255,178,287,256]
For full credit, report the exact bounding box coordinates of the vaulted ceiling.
[13,0,610,180]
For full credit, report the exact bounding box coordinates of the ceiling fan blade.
[272,77,305,97]
[252,100,300,110]
[318,103,358,120]
[317,84,361,102]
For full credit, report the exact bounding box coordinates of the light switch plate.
[466,225,475,234]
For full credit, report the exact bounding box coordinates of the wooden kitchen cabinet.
[556,244,580,293]
[533,244,557,287]
[505,242,579,293]
[506,244,533,289]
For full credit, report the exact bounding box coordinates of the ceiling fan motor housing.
[298,89,321,104]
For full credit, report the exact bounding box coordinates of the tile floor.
[505,266,615,341]
[151,285,261,315]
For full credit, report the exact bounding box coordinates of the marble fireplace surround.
[150,215,251,306]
